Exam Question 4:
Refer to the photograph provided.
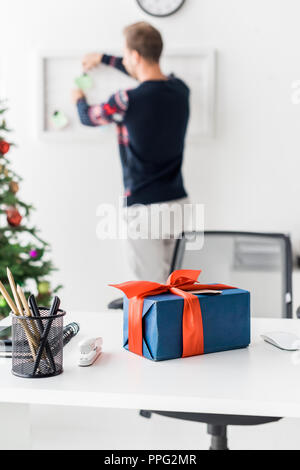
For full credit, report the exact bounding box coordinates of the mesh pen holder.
[11,308,66,378]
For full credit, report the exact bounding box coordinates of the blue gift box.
[123,288,250,361]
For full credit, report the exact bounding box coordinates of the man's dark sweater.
[77,54,190,206]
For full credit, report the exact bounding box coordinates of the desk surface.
[1,313,300,418]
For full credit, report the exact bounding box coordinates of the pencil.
[7,268,24,317]
[16,284,31,317]
[0,281,18,315]
[17,285,40,340]
[6,268,37,359]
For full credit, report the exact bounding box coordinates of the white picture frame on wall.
[36,48,216,141]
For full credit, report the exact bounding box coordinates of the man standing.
[73,22,190,282]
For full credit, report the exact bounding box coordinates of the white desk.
[1,312,300,421]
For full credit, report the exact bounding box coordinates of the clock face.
[136,0,185,17]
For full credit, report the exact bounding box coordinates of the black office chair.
[140,231,293,450]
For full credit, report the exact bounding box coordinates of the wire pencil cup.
[11,307,66,378]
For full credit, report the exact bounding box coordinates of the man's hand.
[72,89,85,104]
[82,53,103,72]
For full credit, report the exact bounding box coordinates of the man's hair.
[123,22,163,63]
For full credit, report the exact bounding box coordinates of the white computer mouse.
[261,332,300,351]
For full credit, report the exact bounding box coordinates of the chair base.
[140,410,281,450]
[208,424,228,450]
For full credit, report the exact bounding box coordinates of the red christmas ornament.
[0,141,10,155]
[6,207,22,227]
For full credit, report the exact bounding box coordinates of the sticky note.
[75,73,93,91]
[51,110,69,130]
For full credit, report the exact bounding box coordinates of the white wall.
[2,0,300,312]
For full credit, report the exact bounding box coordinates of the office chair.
[108,231,293,316]
[107,298,123,310]
[140,231,293,450]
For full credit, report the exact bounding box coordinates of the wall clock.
[136,0,186,18]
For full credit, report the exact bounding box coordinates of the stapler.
[78,337,103,367]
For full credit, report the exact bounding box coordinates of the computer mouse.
[261,332,300,351]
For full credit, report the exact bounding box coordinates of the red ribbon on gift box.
[110,270,235,358]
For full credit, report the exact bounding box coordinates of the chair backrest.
[171,231,293,318]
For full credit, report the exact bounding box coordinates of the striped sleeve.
[101,54,129,76]
[77,91,129,127]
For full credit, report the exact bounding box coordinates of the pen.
[33,296,60,376]
[29,294,56,374]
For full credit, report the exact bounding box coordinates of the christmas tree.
[0,101,61,317]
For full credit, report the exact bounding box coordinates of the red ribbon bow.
[110,270,235,358]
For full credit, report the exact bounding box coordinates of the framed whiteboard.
[36,49,216,141]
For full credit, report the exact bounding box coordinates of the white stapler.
[78,337,103,367]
